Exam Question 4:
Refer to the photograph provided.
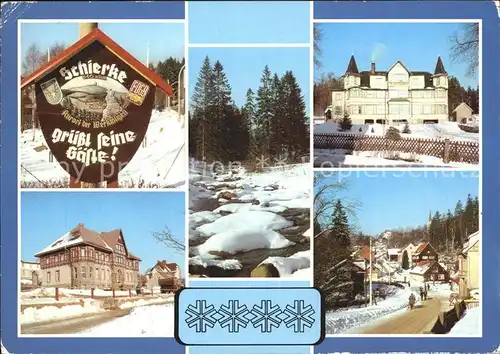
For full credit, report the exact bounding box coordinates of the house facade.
[409,261,450,284]
[452,102,474,123]
[330,56,449,124]
[412,242,438,264]
[387,248,400,262]
[34,223,141,290]
[20,260,41,285]
[145,260,181,292]
[458,231,480,298]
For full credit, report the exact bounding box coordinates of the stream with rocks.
[189,170,311,278]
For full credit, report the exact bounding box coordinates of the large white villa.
[328,56,449,125]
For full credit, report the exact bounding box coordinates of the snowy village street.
[345,289,449,334]
[188,163,312,278]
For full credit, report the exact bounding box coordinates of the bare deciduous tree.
[152,225,185,254]
[314,172,360,232]
[22,43,44,76]
[314,25,323,69]
[47,43,66,62]
[450,23,479,77]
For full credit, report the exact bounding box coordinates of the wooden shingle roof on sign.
[20,28,172,96]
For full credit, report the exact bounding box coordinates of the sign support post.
[70,23,105,188]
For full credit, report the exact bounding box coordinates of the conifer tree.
[190,56,215,161]
[255,65,274,159]
[280,71,309,161]
[243,88,257,158]
[339,112,353,131]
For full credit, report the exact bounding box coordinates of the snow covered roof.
[35,224,140,260]
[387,248,400,256]
[462,231,480,254]
[452,102,473,114]
[409,263,431,275]
[146,260,179,276]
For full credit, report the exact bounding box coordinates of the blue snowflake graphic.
[249,300,282,333]
[184,299,221,333]
[280,300,315,333]
[218,300,251,333]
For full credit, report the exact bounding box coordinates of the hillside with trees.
[386,194,479,253]
[189,55,309,165]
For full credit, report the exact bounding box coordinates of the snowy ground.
[325,285,413,334]
[21,299,103,325]
[314,121,478,167]
[20,295,173,325]
[20,109,185,188]
[314,149,473,168]
[189,162,311,277]
[448,306,481,336]
[78,303,175,337]
[315,121,479,142]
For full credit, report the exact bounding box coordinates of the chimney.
[371,62,376,74]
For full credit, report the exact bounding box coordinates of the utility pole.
[369,237,373,306]
[178,64,185,126]
[146,42,150,68]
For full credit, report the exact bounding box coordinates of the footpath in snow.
[189,162,312,278]
[20,109,185,188]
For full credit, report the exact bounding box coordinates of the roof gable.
[452,102,473,114]
[21,28,172,96]
[387,60,410,74]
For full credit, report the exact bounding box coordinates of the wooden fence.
[314,133,479,164]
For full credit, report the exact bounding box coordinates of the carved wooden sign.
[22,29,172,184]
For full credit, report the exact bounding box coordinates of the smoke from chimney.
[371,62,376,74]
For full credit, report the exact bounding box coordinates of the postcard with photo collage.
[1,1,499,354]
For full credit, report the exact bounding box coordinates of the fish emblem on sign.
[40,78,63,105]
[126,80,150,106]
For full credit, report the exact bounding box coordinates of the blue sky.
[189,1,310,44]
[315,170,479,235]
[20,192,185,274]
[189,47,310,113]
[20,22,184,67]
[315,22,479,88]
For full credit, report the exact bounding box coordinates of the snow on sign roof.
[20,28,172,96]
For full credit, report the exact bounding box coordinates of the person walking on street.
[408,293,416,310]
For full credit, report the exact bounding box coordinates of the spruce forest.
[386,194,479,253]
[189,56,309,165]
